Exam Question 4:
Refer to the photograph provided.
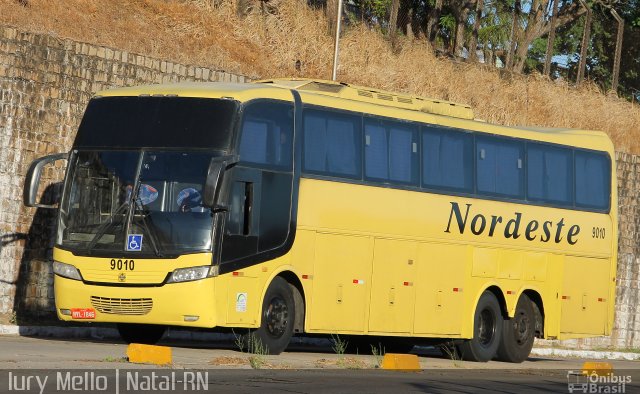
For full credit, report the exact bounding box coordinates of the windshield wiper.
[134,204,164,257]
[85,201,129,254]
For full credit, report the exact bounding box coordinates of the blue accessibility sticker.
[126,234,143,252]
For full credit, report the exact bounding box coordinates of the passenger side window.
[303,109,362,179]
[422,126,473,192]
[575,151,609,209]
[476,136,525,198]
[527,143,573,205]
[239,101,293,169]
[364,118,418,185]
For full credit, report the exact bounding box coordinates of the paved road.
[0,335,639,393]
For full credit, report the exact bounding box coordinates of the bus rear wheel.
[117,323,166,345]
[250,277,295,355]
[495,294,535,363]
[458,291,503,362]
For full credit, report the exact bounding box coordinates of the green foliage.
[330,334,348,355]
[370,343,385,368]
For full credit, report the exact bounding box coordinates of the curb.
[530,347,640,361]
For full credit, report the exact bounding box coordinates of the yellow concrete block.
[582,361,613,376]
[126,343,172,366]
[381,353,421,371]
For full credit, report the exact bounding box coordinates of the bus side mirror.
[203,155,238,209]
[23,152,68,208]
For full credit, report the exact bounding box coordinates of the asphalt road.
[0,335,639,393]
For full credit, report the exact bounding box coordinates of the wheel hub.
[265,296,288,338]
[513,312,532,345]
[478,308,496,347]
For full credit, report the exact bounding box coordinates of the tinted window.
[422,126,473,192]
[74,96,237,149]
[239,101,293,169]
[527,143,573,205]
[364,118,418,185]
[303,109,362,178]
[575,151,609,209]
[477,136,525,198]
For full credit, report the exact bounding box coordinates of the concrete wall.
[0,26,247,323]
[0,26,639,349]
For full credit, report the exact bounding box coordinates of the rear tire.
[251,277,295,355]
[495,294,535,363]
[117,323,166,345]
[458,291,503,362]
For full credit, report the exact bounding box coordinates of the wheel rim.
[265,296,289,338]
[478,308,496,347]
[513,311,532,346]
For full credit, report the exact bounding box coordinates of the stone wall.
[608,152,640,348]
[0,26,247,323]
[0,26,639,350]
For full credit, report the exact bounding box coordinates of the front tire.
[458,291,503,362]
[495,294,535,363]
[117,323,166,345]
[251,277,295,355]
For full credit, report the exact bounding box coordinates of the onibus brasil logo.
[567,370,631,393]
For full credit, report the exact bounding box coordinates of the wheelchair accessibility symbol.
[126,234,143,252]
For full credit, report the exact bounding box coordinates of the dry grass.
[2,0,639,152]
[208,356,248,366]
[315,356,370,369]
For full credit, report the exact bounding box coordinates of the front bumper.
[54,275,217,328]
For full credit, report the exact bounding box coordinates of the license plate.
[71,308,96,319]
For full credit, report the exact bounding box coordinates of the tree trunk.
[506,0,522,69]
[426,0,443,46]
[543,0,559,76]
[468,0,483,62]
[389,0,400,47]
[610,8,624,92]
[454,16,468,58]
[576,0,592,85]
[326,0,338,37]
[506,0,587,73]
[513,0,546,72]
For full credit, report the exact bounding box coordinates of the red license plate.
[71,308,96,319]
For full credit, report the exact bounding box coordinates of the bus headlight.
[53,261,83,281]
[167,266,215,283]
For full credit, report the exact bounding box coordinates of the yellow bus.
[24,78,617,362]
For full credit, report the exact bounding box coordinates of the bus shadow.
[9,183,62,326]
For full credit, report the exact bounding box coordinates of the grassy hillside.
[2,0,639,152]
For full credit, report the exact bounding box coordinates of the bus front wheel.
[458,291,503,362]
[251,277,295,355]
[495,294,535,363]
[117,323,166,345]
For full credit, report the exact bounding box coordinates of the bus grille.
[90,296,153,315]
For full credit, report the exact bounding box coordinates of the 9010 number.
[592,227,606,239]
[110,259,135,271]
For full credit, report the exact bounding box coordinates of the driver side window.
[222,101,295,264]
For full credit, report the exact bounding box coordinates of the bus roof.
[256,78,475,120]
[93,79,614,154]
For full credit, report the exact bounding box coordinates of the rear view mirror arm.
[23,152,68,208]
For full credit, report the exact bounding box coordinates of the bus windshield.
[58,150,221,256]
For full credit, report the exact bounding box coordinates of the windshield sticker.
[126,234,143,252]
[177,188,202,212]
[138,184,159,205]
[125,184,158,206]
